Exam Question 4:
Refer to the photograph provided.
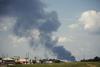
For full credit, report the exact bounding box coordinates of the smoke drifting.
[0,0,75,61]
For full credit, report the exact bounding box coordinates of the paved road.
[0,64,7,67]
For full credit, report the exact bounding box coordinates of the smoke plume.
[0,0,75,61]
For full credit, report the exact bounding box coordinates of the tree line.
[81,56,100,62]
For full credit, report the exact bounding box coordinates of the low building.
[17,58,28,64]
[2,57,15,65]
[45,61,53,64]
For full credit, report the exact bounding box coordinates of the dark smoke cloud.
[52,46,75,61]
[0,0,75,61]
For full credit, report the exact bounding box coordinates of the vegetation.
[7,62,100,67]
[81,56,100,62]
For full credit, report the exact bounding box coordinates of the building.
[2,57,15,65]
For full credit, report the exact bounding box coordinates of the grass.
[8,62,100,67]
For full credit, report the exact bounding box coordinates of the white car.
[0,60,2,64]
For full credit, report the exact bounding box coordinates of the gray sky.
[42,0,100,60]
[0,0,100,61]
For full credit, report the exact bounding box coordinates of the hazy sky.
[42,0,100,60]
[0,0,100,61]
